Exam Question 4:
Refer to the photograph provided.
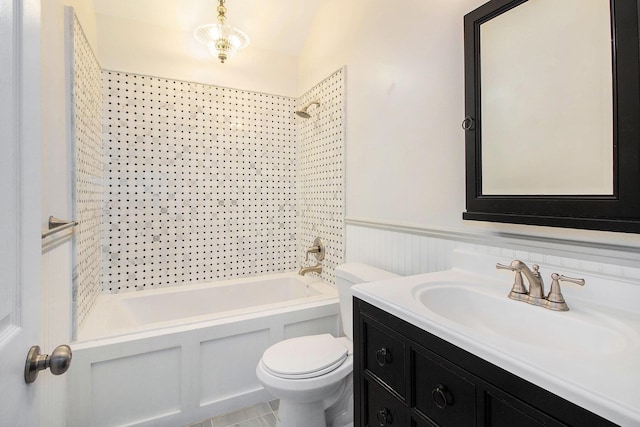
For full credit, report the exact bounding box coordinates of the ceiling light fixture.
[194,0,249,64]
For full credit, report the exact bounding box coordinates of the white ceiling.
[93,0,322,56]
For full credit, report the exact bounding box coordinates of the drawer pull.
[376,408,392,426]
[432,384,452,409]
[375,347,391,366]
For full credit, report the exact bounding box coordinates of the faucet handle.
[496,262,527,296]
[531,264,540,276]
[305,245,320,261]
[545,273,585,311]
[304,237,325,261]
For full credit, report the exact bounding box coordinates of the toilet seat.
[261,334,348,379]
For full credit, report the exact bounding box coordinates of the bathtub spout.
[298,263,322,276]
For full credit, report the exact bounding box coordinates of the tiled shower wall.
[72,20,343,330]
[71,15,103,330]
[297,69,345,283]
[101,73,299,292]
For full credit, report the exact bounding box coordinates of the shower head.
[295,100,320,118]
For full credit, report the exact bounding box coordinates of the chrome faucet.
[497,260,544,301]
[497,260,585,311]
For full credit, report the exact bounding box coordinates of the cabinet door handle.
[461,116,475,130]
[375,347,391,366]
[432,384,452,409]
[376,408,392,426]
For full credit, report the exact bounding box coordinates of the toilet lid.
[262,334,348,379]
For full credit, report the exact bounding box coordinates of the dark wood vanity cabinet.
[353,298,618,427]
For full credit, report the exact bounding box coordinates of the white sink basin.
[412,282,632,355]
[352,267,640,426]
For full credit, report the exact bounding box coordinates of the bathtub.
[67,273,340,427]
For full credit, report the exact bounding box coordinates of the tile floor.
[187,400,279,427]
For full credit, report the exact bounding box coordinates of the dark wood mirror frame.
[463,0,640,233]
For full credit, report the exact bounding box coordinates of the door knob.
[24,344,72,384]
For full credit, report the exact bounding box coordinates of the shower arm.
[296,100,320,118]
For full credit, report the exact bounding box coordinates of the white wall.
[299,0,640,249]
[95,13,298,97]
[299,0,486,228]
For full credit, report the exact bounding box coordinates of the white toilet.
[256,263,398,427]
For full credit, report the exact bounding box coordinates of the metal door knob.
[24,344,72,384]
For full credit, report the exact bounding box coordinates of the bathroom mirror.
[463,0,640,233]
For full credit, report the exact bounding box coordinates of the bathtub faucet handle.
[304,237,325,262]
[305,246,320,261]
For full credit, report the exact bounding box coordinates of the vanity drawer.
[484,389,567,427]
[363,316,406,397]
[412,346,476,427]
[363,376,407,427]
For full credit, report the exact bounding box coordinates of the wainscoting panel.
[345,219,640,294]
[67,303,340,427]
[345,223,456,276]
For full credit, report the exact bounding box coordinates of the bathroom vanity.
[351,265,640,426]
[353,299,615,426]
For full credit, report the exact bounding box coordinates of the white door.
[0,0,42,425]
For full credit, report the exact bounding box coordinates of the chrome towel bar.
[41,216,78,239]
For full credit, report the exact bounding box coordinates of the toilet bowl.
[256,335,353,427]
[255,263,398,427]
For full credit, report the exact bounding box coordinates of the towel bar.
[41,216,78,239]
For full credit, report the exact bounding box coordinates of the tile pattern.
[297,69,345,284]
[102,72,298,292]
[188,401,278,427]
[71,14,104,331]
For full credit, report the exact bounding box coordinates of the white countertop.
[352,268,640,426]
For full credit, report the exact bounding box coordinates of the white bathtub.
[68,273,340,427]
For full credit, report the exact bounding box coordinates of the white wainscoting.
[345,218,640,284]
[345,221,457,276]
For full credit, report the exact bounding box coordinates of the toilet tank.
[335,263,399,340]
